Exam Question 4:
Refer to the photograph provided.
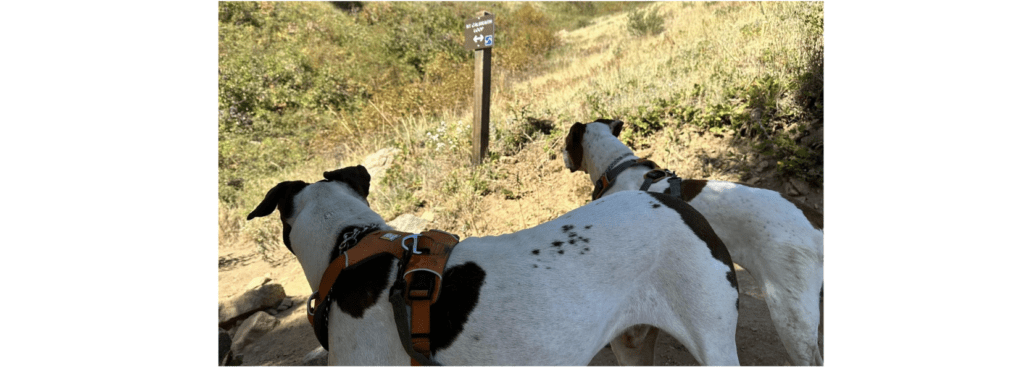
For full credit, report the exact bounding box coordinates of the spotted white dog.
[563,120,824,366]
[247,165,741,366]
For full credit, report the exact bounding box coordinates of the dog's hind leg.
[761,245,824,366]
[610,325,659,366]
[766,284,823,365]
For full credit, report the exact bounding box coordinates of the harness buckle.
[402,234,423,254]
[306,291,319,317]
[644,169,667,181]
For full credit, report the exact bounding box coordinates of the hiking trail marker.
[464,12,494,165]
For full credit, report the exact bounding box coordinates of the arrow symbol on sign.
[474,35,483,43]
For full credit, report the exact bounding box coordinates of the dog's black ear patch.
[247,180,309,220]
[594,119,624,137]
[565,122,587,172]
[324,165,371,198]
[430,262,487,354]
[646,191,739,290]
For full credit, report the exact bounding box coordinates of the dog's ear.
[247,180,309,220]
[323,165,371,198]
[593,118,624,137]
[564,122,587,172]
[608,119,624,137]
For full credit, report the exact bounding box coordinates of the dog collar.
[592,154,658,200]
[308,228,461,366]
[592,157,686,200]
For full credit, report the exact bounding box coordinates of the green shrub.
[627,6,665,36]
[495,3,560,73]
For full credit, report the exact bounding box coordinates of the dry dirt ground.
[218,129,824,366]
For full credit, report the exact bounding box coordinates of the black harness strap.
[639,168,684,198]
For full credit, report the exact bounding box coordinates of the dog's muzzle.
[562,150,576,171]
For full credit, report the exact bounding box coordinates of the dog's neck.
[291,184,393,292]
[582,131,637,185]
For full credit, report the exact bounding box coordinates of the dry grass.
[221,1,823,263]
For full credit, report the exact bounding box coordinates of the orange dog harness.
[307,228,460,365]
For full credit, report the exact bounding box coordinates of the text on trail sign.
[463,13,495,51]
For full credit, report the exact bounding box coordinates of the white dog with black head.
[247,165,742,366]
[563,120,824,366]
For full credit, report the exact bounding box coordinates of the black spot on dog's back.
[551,241,563,247]
[646,191,738,290]
[431,262,487,353]
[584,225,592,229]
[531,249,540,255]
[562,224,574,233]
[557,250,564,254]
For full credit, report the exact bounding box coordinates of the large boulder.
[219,278,286,327]
[230,311,280,354]
[360,147,401,191]
[387,213,429,233]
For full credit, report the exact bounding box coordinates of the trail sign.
[463,13,494,51]
[464,11,494,164]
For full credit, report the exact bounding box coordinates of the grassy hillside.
[218,1,824,261]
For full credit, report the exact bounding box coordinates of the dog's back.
[434,190,740,365]
[249,167,741,365]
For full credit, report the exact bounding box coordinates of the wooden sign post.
[464,12,494,165]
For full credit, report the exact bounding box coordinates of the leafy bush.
[494,3,560,73]
[494,96,556,156]
[627,6,665,36]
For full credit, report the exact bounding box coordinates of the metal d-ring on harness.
[592,155,684,200]
[402,233,423,254]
